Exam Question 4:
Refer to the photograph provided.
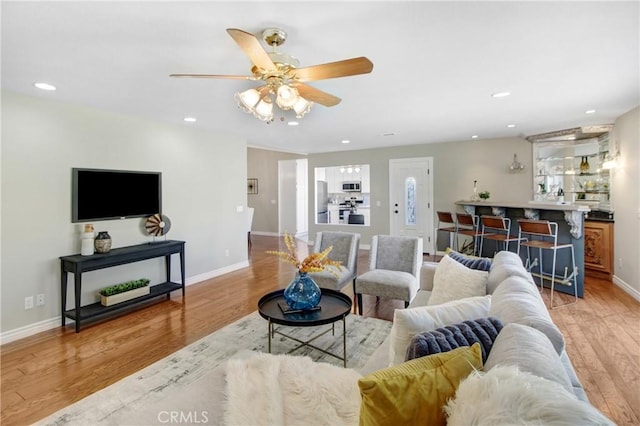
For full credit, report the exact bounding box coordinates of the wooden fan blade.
[293,57,373,82]
[226,28,276,72]
[169,73,254,80]
[293,83,341,107]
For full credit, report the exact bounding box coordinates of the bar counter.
[454,200,590,297]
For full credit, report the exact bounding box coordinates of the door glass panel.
[405,177,416,225]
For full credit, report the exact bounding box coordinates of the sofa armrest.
[420,261,439,291]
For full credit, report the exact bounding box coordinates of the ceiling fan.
[170,28,374,122]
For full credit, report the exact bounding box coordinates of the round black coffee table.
[258,288,352,367]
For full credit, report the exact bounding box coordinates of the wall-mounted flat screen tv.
[72,168,162,222]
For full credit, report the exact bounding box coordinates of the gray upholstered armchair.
[355,235,423,315]
[307,231,360,294]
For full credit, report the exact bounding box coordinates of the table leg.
[60,264,67,327]
[165,254,172,301]
[343,317,347,368]
[180,247,186,297]
[74,271,82,333]
[268,319,272,353]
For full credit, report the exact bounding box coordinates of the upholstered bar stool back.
[307,231,360,293]
[517,219,578,309]
[479,215,526,256]
[355,235,423,315]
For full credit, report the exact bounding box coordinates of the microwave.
[342,181,361,192]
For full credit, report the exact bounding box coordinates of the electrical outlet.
[36,294,45,306]
[25,296,34,310]
[225,249,230,257]
[618,258,623,269]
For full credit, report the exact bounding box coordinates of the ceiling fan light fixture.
[253,96,274,122]
[293,96,312,118]
[172,27,373,124]
[275,84,299,109]
[235,88,261,113]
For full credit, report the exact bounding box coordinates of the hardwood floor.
[1,235,638,425]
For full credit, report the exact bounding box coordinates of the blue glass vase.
[284,272,322,310]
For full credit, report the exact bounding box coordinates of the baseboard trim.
[1,261,250,346]
[0,317,64,345]
[186,261,249,285]
[251,231,280,237]
[612,275,640,302]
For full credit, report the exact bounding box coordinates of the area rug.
[36,311,391,425]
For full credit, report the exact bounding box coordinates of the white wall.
[278,159,298,235]
[1,91,248,336]
[612,106,640,297]
[308,136,533,246]
[247,147,306,235]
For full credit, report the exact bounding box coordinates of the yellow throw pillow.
[358,343,482,426]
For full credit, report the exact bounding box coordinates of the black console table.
[60,240,185,332]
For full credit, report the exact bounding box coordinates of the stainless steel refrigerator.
[316,181,328,223]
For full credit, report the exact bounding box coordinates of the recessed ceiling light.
[471,135,479,139]
[382,132,396,137]
[491,91,511,98]
[585,109,596,114]
[506,124,516,128]
[288,121,299,126]
[34,82,56,91]
[183,117,197,122]
[341,140,350,144]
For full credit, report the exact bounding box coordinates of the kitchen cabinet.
[328,167,345,194]
[584,220,614,280]
[531,128,612,210]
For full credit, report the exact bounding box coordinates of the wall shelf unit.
[529,126,612,211]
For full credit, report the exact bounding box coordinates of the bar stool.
[479,215,527,255]
[455,213,488,256]
[436,211,458,251]
[517,219,578,309]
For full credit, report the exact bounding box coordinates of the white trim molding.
[612,275,640,302]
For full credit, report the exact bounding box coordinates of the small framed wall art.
[247,178,258,195]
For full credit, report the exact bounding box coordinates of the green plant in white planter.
[100,278,150,306]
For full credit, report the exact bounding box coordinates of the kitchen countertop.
[455,200,590,212]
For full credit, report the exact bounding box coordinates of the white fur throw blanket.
[223,353,362,426]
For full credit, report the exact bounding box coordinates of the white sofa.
[359,250,588,401]
[351,250,617,425]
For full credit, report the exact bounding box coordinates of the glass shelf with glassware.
[531,131,611,209]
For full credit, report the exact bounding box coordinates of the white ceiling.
[2,1,638,154]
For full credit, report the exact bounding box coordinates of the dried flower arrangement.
[267,232,342,274]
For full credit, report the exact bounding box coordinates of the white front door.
[389,157,434,254]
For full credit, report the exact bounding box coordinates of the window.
[405,177,416,226]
